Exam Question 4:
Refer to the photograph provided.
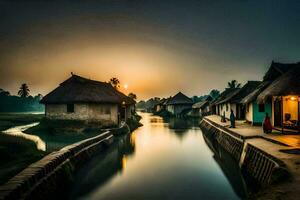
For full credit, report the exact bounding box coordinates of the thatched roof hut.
[41,74,135,105]
[167,92,193,105]
[257,67,300,103]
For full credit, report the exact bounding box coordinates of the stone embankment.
[0,131,114,200]
[200,117,289,187]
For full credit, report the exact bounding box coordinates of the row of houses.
[211,61,300,132]
[154,92,213,117]
[154,61,300,133]
[46,61,300,132]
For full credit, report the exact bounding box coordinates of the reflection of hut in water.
[168,118,198,137]
[69,133,135,199]
[201,132,248,199]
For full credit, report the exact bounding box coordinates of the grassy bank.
[24,119,106,152]
[0,113,142,185]
[0,134,46,185]
[0,113,43,132]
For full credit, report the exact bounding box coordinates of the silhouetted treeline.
[136,97,160,111]
[0,88,44,112]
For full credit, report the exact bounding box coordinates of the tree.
[227,80,241,89]
[209,89,220,100]
[128,92,137,100]
[0,88,10,96]
[34,94,43,101]
[18,83,30,98]
[109,77,120,89]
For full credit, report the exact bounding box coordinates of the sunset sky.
[1,0,300,100]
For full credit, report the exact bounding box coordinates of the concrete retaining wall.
[241,144,278,185]
[200,118,288,187]
[199,119,244,161]
[0,131,114,200]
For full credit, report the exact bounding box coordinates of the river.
[68,112,248,200]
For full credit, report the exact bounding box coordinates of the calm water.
[69,113,247,200]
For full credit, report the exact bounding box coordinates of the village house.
[240,82,271,125]
[241,62,299,126]
[214,81,261,120]
[154,98,167,113]
[191,95,213,117]
[257,66,300,132]
[212,88,240,119]
[166,92,193,116]
[40,74,135,127]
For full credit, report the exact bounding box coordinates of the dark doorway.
[119,106,126,121]
[274,99,282,127]
[236,104,245,120]
[240,105,246,120]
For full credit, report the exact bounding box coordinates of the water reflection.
[69,113,244,200]
[160,117,200,138]
[2,123,46,151]
[201,129,248,199]
[69,133,135,199]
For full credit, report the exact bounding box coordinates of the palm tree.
[227,80,241,89]
[109,77,120,89]
[18,83,30,98]
[128,92,137,100]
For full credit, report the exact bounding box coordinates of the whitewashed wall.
[245,103,253,123]
[45,103,118,125]
[218,103,237,119]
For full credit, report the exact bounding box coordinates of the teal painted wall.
[252,101,272,124]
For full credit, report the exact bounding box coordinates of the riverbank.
[0,113,45,185]
[0,113,142,191]
[0,113,43,132]
[200,115,300,200]
[0,134,46,185]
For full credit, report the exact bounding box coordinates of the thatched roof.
[192,100,209,109]
[230,81,262,103]
[214,81,261,105]
[240,81,270,104]
[167,92,193,105]
[154,98,167,106]
[214,88,240,105]
[263,61,300,81]
[163,97,171,105]
[257,67,300,103]
[41,75,135,105]
[212,88,238,105]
